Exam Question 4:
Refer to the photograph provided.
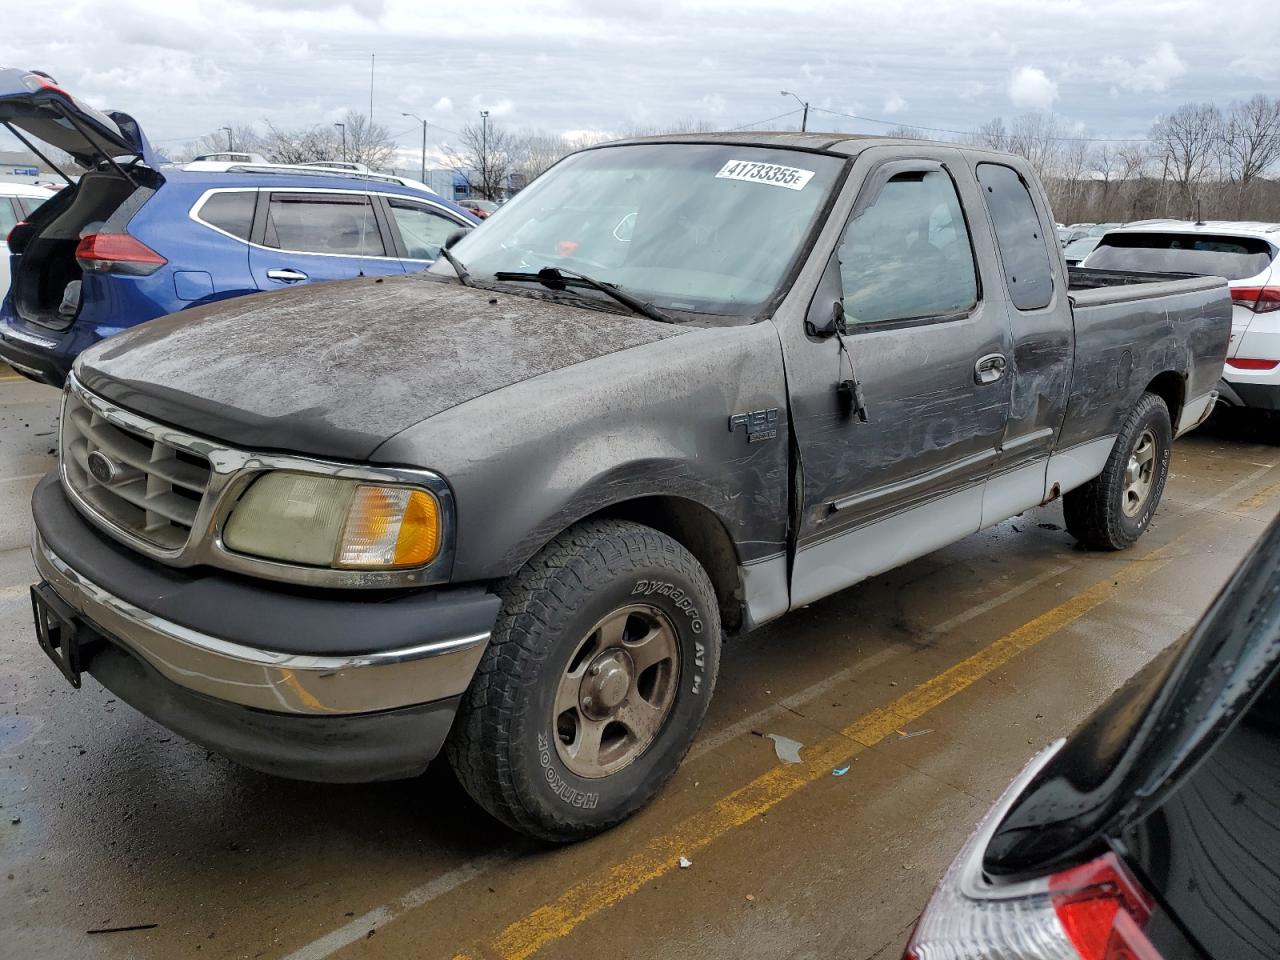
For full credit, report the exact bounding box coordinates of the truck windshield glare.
[439,143,846,318]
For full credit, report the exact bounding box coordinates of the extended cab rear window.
[1087,232,1275,281]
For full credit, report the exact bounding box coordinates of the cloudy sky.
[4,0,1279,169]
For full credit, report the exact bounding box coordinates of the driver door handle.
[266,268,308,283]
[974,353,1008,385]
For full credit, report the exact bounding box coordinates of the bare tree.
[882,125,929,140]
[441,120,518,199]
[172,124,262,161]
[338,111,396,169]
[1222,95,1280,217]
[1151,103,1224,219]
[969,117,1009,152]
[259,122,339,165]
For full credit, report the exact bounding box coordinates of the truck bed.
[1057,267,1230,450]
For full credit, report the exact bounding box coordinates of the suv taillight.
[75,233,167,276]
[6,221,26,248]
[903,748,1164,960]
[1231,286,1280,314]
[1048,854,1158,960]
[905,851,1163,960]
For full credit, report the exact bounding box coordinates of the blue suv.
[0,68,478,386]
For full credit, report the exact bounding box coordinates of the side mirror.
[805,300,848,339]
[444,227,472,250]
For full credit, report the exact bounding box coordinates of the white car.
[1,181,56,299]
[1084,220,1280,412]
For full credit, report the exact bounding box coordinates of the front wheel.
[446,519,721,842]
[1063,392,1173,550]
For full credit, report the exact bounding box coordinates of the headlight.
[222,472,442,569]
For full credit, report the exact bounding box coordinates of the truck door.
[778,151,1012,608]
[249,190,405,290]
[974,161,1073,515]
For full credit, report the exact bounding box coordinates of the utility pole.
[221,126,233,151]
[334,122,346,163]
[480,109,490,199]
[402,112,427,182]
[780,90,809,132]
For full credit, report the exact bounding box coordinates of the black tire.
[446,519,721,842]
[1063,392,1173,551]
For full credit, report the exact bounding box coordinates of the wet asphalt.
[2,368,1279,960]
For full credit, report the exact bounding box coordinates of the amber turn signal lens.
[337,486,441,569]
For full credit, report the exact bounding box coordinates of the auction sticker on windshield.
[715,159,816,191]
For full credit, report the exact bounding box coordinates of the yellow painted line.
[454,539,1182,960]
[1236,479,1280,513]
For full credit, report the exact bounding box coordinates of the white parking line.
[0,472,49,485]
[278,847,521,960]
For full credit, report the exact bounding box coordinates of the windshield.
[1087,231,1275,281]
[435,143,846,318]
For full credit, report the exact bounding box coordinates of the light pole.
[334,122,346,163]
[479,109,490,199]
[221,126,233,151]
[402,112,427,182]
[780,90,809,132]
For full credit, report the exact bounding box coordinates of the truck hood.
[75,275,690,461]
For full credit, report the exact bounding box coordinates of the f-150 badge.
[729,408,779,443]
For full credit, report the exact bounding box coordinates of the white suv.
[1084,220,1280,411]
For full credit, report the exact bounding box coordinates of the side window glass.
[263,193,386,257]
[838,169,979,325]
[976,163,1055,311]
[199,191,255,240]
[0,199,19,237]
[389,200,464,261]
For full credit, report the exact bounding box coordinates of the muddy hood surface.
[76,275,688,460]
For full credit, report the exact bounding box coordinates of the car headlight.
[222,472,443,569]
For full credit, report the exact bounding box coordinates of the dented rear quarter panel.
[371,322,791,581]
[1061,276,1230,448]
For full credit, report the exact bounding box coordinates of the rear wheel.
[1063,392,1172,550]
[446,519,721,842]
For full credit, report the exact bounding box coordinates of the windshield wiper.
[492,267,675,324]
[439,247,471,286]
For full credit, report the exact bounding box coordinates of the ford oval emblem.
[86,450,120,485]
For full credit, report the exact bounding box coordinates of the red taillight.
[5,221,25,247]
[1049,854,1159,960]
[1231,286,1280,314]
[75,233,167,276]
[1226,357,1280,371]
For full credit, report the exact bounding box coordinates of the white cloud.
[432,96,454,114]
[883,94,908,115]
[701,93,727,115]
[1008,66,1059,112]
[1102,42,1187,93]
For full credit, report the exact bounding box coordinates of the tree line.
[172,95,1280,223]
[886,94,1280,224]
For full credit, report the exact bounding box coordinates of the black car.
[906,513,1280,959]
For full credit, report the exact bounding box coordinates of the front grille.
[61,388,212,551]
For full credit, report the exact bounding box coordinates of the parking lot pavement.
[1,372,1277,960]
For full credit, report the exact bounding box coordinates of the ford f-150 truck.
[28,133,1230,842]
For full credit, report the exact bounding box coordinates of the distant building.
[0,150,54,184]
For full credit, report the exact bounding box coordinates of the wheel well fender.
[582,496,746,635]
[1144,370,1186,428]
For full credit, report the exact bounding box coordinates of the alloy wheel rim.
[553,604,680,779]
[1122,429,1157,517]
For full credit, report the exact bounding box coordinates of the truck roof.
[602,130,1008,160]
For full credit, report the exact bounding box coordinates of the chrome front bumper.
[33,530,491,716]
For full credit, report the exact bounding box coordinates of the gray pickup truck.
[29,133,1229,841]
